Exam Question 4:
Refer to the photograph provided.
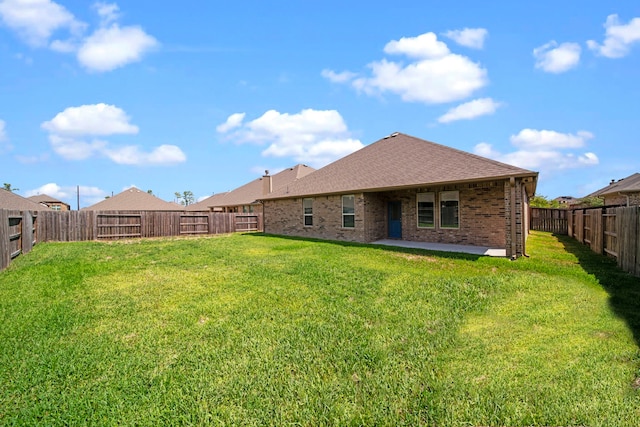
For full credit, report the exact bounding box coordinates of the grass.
[0,231,639,426]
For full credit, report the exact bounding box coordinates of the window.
[342,195,355,228]
[242,205,254,213]
[417,192,435,228]
[51,205,61,211]
[440,191,459,228]
[303,198,313,226]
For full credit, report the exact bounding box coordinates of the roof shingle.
[0,190,52,211]
[82,187,182,210]
[193,164,315,209]
[263,133,537,199]
[588,173,640,197]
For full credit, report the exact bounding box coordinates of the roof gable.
[82,187,182,211]
[28,194,69,206]
[264,133,537,199]
[589,173,640,197]
[0,189,52,211]
[204,164,315,208]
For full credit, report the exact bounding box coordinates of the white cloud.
[474,128,599,174]
[216,112,246,133]
[41,103,139,136]
[437,98,501,123]
[77,24,158,72]
[25,182,106,207]
[587,14,640,58]
[0,1,157,72]
[218,109,363,168]
[94,2,119,26]
[443,28,488,49]
[321,69,357,83]
[324,32,488,104]
[103,144,186,165]
[383,32,450,58]
[43,103,186,166]
[510,129,593,148]
[49,135,107,160]
[533,41,581,73]
[0,0,84,47]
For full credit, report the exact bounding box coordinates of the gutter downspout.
[510,177,517,260]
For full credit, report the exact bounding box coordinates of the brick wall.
[361,181,506,247]
[263,194,366,242]
[604,192,640,207]
[264,180,514,249]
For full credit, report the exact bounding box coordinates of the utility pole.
[77,185,80,211]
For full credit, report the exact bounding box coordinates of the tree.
[529,195,562,209]
[3,183,18,192]
[577,196,604,208]
[175,190,195,206]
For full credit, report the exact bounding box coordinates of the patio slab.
[372,239,507,257]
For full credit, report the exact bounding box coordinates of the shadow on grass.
[242,232,485,261]
[556,233,640,348]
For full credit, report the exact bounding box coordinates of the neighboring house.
[587,173,640,207]
[186,164,315,213]
[185,192,229,212]
[27,194,71,211]
[261,132,538,258]
[0,189,52,211]
[554,196,578,207]
[82,187,183,211]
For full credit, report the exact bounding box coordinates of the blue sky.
[1,0,639,208]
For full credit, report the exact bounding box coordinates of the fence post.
[22,211,34,255]
[0,210,9,271]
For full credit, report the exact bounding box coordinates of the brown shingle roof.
[82,187,183,211]
[184,192,229,211]
[263,132,538,199]
[203,164,315,208]
[27,194,64,204]
[588,173,640,197]
[0,189,52,211]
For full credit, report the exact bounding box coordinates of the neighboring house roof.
[195,164,316,209]
[263,132,538,200]
[0,189,52,211]
[588,173,640,197]
[554,196,578,204]
[185,192,229,211]
[28,194,70,207]
[82,187,183,211]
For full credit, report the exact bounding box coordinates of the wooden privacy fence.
[1,210,262,271]
[568,206,639,277]
[37,211,263,242]
[0,210,37,271]
[529,208,569,235]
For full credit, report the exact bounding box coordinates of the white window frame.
[439,191,459,229]
[303,198,313,227]
[342,195,355,228]
[416,192,435,228]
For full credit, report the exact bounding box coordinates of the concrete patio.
[372,239,507,257]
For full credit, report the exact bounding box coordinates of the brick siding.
[263,179,530,257]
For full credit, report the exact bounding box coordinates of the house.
[261,132,538,258]
[82,187,183,211]
[186,164,315,213]
[27,194,71,211]
[0,189,52,211]
[553,196,578,207]
[587,173,640,207]
[185,192,229,212]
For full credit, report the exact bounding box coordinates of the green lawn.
[0,231,639,426]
